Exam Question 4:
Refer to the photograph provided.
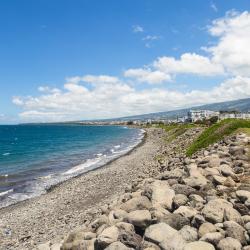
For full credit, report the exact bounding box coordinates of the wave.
[0,127,145,208]
[2,153,10,156]
[0,189,13,197]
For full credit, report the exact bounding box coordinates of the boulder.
[144,223,177,244]
[223,221,247,245]
[161,168,186,180]
[184,241,215,250]
[213,175,227,185]
[120,196,152,212]
[96,226,119,249]
[224,207,243,224]
[117,229,142,249]
[202,199,233,223]
[90,216,109,232]
[172,184,196,196]
[150,181,175,210]
[125,210,151,229]
[108,210,128,224]
[217,237,242,250]
[191,214,206,228]
[179,225,198,242]
[184,175,207,189]
[160,213,190,230]
[219,164,235,177]
[159,232,187,250]
[236,190,250,202]
[198,223,217,237]
[200,232,224,245]
[173,194,189,208]
[104,241,133,250]
[173,206,198,219]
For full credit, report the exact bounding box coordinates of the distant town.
[75,110,250,126]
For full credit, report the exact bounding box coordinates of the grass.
[186,119,250,156]
[157,123,197,142]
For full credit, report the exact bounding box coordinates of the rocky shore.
[0,128,166,250]
[1,126,250,250]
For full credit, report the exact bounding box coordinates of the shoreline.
[0,126,145,210]
[0,127,164,249]
[46,128,147,193]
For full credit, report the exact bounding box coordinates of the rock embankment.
[37,131,250,250]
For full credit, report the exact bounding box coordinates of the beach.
[0,128,165,249]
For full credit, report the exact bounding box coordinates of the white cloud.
[207,11,250,77]
[132,25,144,33]
[142,35,160,41]
[124,68,171,84]
[13,74,250,122]
[153,53,224,76]
[210,2,218,12]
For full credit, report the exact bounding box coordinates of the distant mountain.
[115,98,250,121]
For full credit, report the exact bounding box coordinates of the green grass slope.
[186,119,250,156]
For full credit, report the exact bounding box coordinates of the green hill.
[186,119,250,156]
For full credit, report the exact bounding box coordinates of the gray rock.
[200,232,224,245]
[117,229,142,249]
[141,240,161,250]
[179,225,198,242]
[224,221,247,245]
[224,207,243,224]
[191,214,206,228]
[120,196,152,212]
[219,164,235,177]
[173,194,189,208]
[97,226,119,249]
[159,232,187,250]
[213,175,227,185]
[150,180,175,210]
[198,223,217,237]
[184,175,207,189]
[236,190,250,202]
[90,215,109,232]
[144,222,177,244]
[125,210,151,229]
[173,206,198,219]
[160,213,190,230]
[184,241,215,250]
[104,241,133,250]
[202,199,233,223]
[172,184,196,196]
[217,237,242,250]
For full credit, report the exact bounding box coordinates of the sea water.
[0,124,144,208]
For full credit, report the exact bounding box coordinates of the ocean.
[0,124,144,208]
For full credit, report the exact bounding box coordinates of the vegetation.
[186,119,250,156]
[158,123,197,142]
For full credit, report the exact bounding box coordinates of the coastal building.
[219,111,250,120]
[187,110,219,122]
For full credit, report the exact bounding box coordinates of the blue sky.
[0,0,250,123]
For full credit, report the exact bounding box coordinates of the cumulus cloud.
[153,53,224,76]
[207,11,250,77]
[124,68,171,84]
[13,75,250,122]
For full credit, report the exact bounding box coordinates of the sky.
[0,0,250,124]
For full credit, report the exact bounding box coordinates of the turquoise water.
[0,124,144,208]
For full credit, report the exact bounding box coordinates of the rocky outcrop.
[36,130,250,250]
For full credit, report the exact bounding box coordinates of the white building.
[219,112,250,120]
[188,110,219,122]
